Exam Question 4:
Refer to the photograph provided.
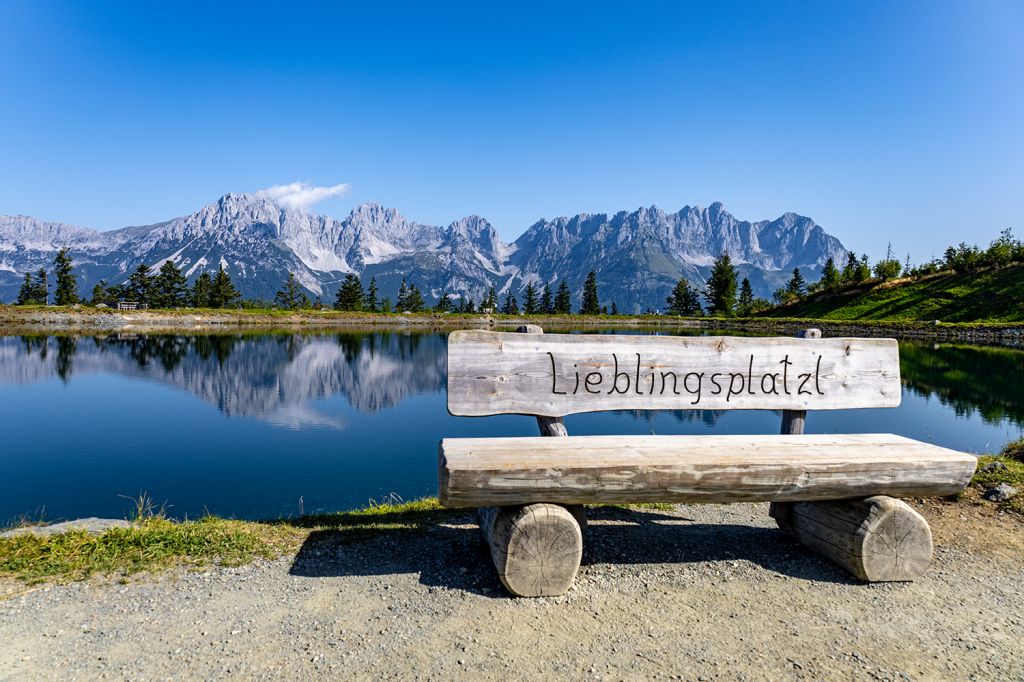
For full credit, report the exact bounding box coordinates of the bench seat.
[439,433,976,508]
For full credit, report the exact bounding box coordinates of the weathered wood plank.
[770,495,933,581]
[447,330,901,417]
[438,433,976,507]
[477,503,583,597]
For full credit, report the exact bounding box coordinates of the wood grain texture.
[770,496,933,581]
[447,330,901,417]
[477,503,583,597]
[438,433,976,507]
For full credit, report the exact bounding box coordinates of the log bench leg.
[769,496,933,582]
[477,503,583,597]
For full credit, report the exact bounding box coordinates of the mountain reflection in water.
[2,333,447,429]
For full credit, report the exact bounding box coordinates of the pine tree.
[737,277,755,316]
[363,276,379,312]
[151,261,188,308]
[396,278,409,311]
[610,302,619,315]
[53,248,79,305]
[666,278,703,316]
[704,253,737,316]
[481,285,497,312]
[523,283,539,314]
[404,283,425,312]
[15,273,35,305]
[32,268,49,304]
[333,273,363,311]
[554,281,572,314]
[191,272,213,308]
[785,268,807,298]
[461,297,476,314]
[501,292,519,315]
[841,252,859,283]
[277,272,310,309]
[820,257,840,291]
[127,263,153,305]
[540,284,553,315]
[209,267,241,308]
[90,279,110,306]
[580,271,600,315]
[855,254,871,282]
[434,293,452,313]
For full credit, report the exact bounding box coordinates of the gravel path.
[2,501,1022,681]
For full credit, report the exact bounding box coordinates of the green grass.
[0,517,301,585]
[0,495,685,586]
[969,439,1024,515]
[763,264,1024,322]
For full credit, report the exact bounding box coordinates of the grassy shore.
[0,498,676,586]
[1,444,1020,586]
[766,264,1024,322]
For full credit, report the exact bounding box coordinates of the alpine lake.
[1,327,1021,523]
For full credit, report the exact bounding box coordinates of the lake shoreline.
[1,305,1022,347]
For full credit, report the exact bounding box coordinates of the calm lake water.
[1,329,1021,523]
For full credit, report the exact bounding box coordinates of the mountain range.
[0,194,849,312]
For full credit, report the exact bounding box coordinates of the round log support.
[770,495,933,582]
[477,503,583,597]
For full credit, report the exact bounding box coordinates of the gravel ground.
[1,501,1022,681]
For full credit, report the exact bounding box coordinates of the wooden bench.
[439,325,976,597]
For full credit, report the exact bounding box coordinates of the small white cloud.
[257,181,350,211]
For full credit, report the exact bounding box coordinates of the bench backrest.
[447,330,900,418]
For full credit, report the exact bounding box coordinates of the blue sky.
[1,1,1021,261]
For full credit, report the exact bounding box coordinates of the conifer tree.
[31,268,49,304]
[53,248,79,305]
[333,273,363,311]
[785,268,807,298]
[610,302,619,315]
[501,291,519,315]
[434,293,452,313]
[540,284,553,315]
[90,280,110,306]
[580,271,600,315]
[209,266,241,308]
[737,277,755,316]
[855,254,871,282]
[523,283,539,314]
[481,285,497,312]
[820,257,840,291]
[16,273,35,305]
[666,278,703,316]
[127,263,152,305]
[396,278,409,311]
[704,253,737,316]
[404,283,425,312]
[461,297,476,314]
[191,272,213,308]
[151,261,188,308]
[554,281,572,314]
[363,276,379,312]
[277,272,310,309]
[841,252,859,283]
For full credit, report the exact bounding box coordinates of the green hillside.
[763,264,1024,322]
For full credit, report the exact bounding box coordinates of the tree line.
[14,250,242,308]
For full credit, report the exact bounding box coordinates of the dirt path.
[2,501,1022,680]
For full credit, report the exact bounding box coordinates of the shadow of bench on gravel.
[285,505,862,594]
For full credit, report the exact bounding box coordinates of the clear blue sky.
[1,1,1021,261]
